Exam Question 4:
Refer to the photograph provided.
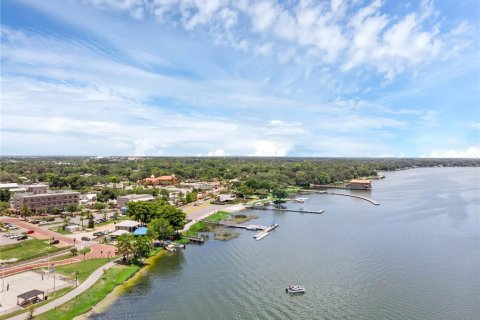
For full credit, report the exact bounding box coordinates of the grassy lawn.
[0,239,65,262]
[206,210,230,222]
[286,186,302,194]
[50,247,91,262]
[56,258,110,282]
[183,221,206,237]
[35,264,139,320]
[49,226,72,235]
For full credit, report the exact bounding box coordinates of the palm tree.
[116,234,135,262]
[79,210,86,228]
[20,204,31,220]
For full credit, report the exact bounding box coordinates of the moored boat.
[286,285,305,293]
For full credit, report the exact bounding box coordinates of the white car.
[8,225,19,230]
[39,221,48,225]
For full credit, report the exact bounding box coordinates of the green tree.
[185,191,197,203]
[93,202,107,210]
[272,188,288,199]
[0,201,9,214]
[70,247,78,256]
[66,204,79,213]
[0,189,11,202]
[79,210,86,228]
[132,235,152,264]
[116,233,135,261]
[148,218,174,240]
[20,204,31,220]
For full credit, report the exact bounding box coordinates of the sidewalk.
[7,261,117,320]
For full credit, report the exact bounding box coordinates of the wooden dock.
[254,223,279,241]
[247,206,325,214]
[183,236,205,243]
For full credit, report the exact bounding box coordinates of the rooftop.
[133,227,148,236]
[350,179,372,184]
[115,220,141,228]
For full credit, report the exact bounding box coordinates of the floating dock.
[253,223,279,241]
[254,232,269,240]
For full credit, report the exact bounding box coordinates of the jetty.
[326,192,380,205]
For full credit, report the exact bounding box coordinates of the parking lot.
[0,271,70,314]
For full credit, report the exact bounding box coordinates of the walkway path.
[7,261,117,320]
[2,244,116,277]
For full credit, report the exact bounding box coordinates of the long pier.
[326,192,380,205]
[246,206,325,214]
[300,189,380,205]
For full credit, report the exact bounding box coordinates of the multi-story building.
[10,186,80,211]
[117,194,155,208]
[142,174,176,186]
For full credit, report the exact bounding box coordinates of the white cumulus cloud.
[428,146,480,158]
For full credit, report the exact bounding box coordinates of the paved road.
[7,261,117,320]
[0,218,74,245]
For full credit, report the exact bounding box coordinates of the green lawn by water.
[206,210,230,222]
[36,264,139,320]
[0,238,65,262]
[56,258,110,282]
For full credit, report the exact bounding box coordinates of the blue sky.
[1,0,479,157]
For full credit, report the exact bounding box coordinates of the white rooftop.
[0,183,19,189]
[115,220,140,228]
[109,229,130,236]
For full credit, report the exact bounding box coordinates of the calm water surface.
[92,168,480,320]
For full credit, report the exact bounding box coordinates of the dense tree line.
[1,157,478,192]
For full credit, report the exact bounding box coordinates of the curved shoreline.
[74,250,168,319]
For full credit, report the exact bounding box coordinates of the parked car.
[30,220,41,224]
[17,235,28,241]
[10,234,22,239]
[8,225,19,230]
[25,230,34,234]
[81,236,91,241]
[39,221,48,225]
[50,239,60,245]
[92,231,103,237]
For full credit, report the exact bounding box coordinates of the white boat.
[286,285,305,293]
[294,197,308,203]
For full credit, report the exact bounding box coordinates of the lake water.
[92,168,480,320]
